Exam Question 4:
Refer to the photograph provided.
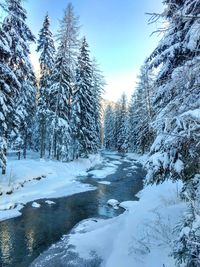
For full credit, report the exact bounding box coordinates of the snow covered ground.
[0,152,103,221]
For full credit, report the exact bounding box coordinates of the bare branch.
[146,12,164,24]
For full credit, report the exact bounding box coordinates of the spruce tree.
[48,42,71,161]
[0,27,20,174]
[37,14,55,158]
[91,60,105,150]
[2,0,36,157]
[72,37,96,158]
[104,104,116,150]
[173,175,200,267]
[48,3,80,161]
[116,94,129,153]
[57,2,80,118]
[146,0,200,184]
[128,64,154,154]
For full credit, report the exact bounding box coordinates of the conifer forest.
[0,1,200,267]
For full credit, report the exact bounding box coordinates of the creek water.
[0,153,145,267]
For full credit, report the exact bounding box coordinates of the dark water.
[0,153,145,267]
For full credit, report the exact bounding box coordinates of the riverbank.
[0,152,103,221]
[0,151,144,267]
[69,155,186,267]
[31,153,186,267]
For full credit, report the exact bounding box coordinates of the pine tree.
[37,14,55,158]
[0,27,20,174]
[48,42,71,161]
[128,64,154,153]
[48,3,80,161]
[72,37,96,158]
[173,175,200,267]
[57,2,80,118]
[91,60,105,150]
[116,94,129,153]
[146,0,200,184]
[2,0,36,157]
[104,104,116,150]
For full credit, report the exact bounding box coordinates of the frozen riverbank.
[0,152,103,221]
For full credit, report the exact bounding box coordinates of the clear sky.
[24,0,164,101]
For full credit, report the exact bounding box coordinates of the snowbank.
[0,153,102,221]
[32,202,41,208]
[44,180,185,267]
[107,199,119,209]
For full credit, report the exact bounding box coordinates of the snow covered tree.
[173,175,200,267]
[37,14,55,158]
[0,26,20,174]
[72,37,96,158]
[48,41,71,161]
[15,75,37,158]
[128,64,154,153]
[146,0,200,185]
[104,104,116,149]
[115,93,129,153]
[48,3,80,161]
[56,2,80,118]
[2,0,36,157]
[91,59,105,150]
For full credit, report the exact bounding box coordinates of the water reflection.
[0,223,12,264]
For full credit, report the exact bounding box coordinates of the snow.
[45,200,56,205]
[119,201,137,211]
[125,152,148,165]
[107,199,119,209]
[180,108,200,120]
[32,202,41,208]
[0,152,103,221]
[174,158,184,174]
[109,160,122,165]
[39,180,186,267]
[0,204,24,221]
[98,181,111,185]
[88,165,117,179]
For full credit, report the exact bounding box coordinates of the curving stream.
[0,153,145,267]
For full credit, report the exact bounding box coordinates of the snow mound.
[32,202,41,208]
[88,165,117,179]
[98,181,111,185]
[107,199,119,209]
[119,201,137,211]
[45,200,56,205]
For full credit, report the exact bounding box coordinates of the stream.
[0,152,145,267]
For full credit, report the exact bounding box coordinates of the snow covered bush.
[173,202,200,266]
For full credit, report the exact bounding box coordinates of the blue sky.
[24,0,164,101]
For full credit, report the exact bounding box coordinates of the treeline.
[0,1,104,174]
[104,64,154,155]
[104,0,200,265]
